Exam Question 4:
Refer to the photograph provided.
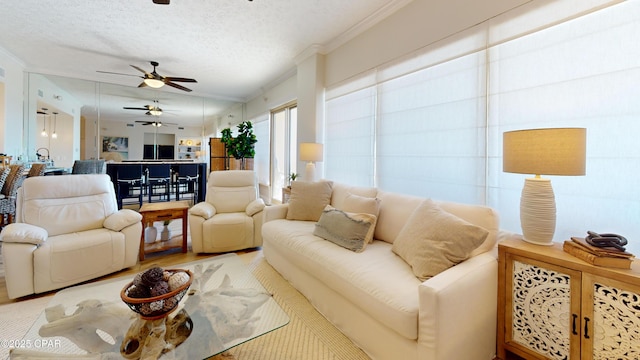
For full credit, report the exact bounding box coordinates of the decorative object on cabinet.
[300,143,323,181]
[502,128,586,246]
[562,233,634,269]
[177,138,201,160]
[497,238,640,360]
[220,121,257,170]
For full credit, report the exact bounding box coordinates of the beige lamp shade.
[503,128,586,176]
[300,143,323,162]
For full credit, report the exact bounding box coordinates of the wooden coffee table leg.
[139,216,146,261]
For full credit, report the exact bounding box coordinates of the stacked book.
[563,236,635,269]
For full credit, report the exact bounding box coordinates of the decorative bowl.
[120,269,193,320]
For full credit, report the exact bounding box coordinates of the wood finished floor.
[0,247,261,306]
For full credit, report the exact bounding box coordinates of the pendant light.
[51,112,58,139]
[40,108,48,137]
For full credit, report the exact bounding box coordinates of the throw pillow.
[392,199,489,281]
[313,205,376,252]
[342,193,381,243]
[286,180,333,221]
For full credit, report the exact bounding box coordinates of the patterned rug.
[0,252,371,360]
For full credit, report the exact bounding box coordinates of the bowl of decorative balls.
[120,266,193,320]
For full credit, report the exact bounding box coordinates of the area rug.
[0,251,370,360]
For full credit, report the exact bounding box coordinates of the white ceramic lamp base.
[305,162,316,182]
[520,177,556,246]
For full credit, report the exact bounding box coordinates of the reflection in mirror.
[25,73,238,168]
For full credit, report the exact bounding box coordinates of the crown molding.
[324,0,414,53]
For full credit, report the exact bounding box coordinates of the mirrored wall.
[24,73,239,168]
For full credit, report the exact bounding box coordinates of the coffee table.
[15,254,289,359]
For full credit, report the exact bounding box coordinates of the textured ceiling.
[0,0,410,122]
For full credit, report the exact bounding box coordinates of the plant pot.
[144,225,158,244]
[161,225,172,241]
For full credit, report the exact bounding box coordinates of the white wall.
[324,0,529,87]
[0,48,25,158]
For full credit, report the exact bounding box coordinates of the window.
[323,1,640,254]
[270,102,297,203]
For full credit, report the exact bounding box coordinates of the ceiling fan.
[123,100,165,116]
[98,61,197,92]
[135,120,177,127]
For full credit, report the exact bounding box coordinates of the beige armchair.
[0,174,142,299]
[189,170,265,253]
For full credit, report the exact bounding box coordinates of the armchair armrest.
[104,209,143,232]
[189,202,216,220]
[246,198,265,216]
[417,252,498,360]
[263,204,288,223]
[0,223,48,245]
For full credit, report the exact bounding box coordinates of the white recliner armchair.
[189,170,265,253]
[0,174,142,299]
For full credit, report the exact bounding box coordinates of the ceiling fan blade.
[96,70,141,78]
[138,82,148,88]
[130,65,151,76]
[153,0,170,4]
[165,81,193,92]
[123,107,150,110]
[164,77,197,83]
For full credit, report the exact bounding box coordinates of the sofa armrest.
[264,204,288,223]
[104,209,143,232]
[246,198,266,216]
[417,252,498,360]
[189,202,216,220]
[0,223,48,245]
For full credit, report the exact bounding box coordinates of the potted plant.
[287,172,299,187]
[220,121,258,170]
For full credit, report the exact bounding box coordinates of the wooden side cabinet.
[497,238,640,360]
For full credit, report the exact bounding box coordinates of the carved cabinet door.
[504,254,582,360]
[581,274,640,360]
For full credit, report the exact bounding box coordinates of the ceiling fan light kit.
[143,78,165,88]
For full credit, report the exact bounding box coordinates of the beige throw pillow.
[392,199,488,281]
[313,205,376,252]
[286,180,333,221]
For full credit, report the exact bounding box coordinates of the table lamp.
[503,128,586,245]
[300,142,323,181]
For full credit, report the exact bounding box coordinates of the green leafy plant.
[220,121,258,160]
[287,172,299,187]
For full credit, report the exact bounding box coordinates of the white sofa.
[0,174,142,299]
[262,182,500,360]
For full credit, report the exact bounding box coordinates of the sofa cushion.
[18,175,118,237]
[286,180,333,221]
[34,228,126,292]
[331,183,378,209]
[263,219,421,340]
[313,205,376,252]
[392,199,488,281]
